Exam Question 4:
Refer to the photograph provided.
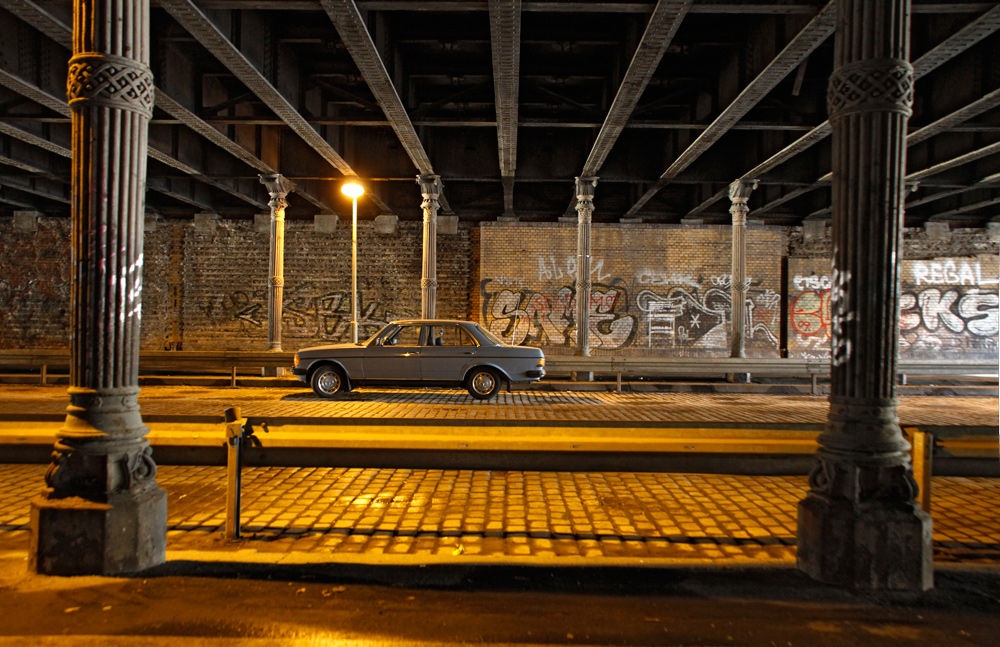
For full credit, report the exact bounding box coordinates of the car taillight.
[537,357,545,367]
[293,354,300,367]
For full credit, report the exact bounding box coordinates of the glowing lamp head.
[341,182,365,198]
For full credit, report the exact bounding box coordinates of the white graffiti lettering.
[636,271,700,288]
[829,266,853,367]
[793,274,832,291]
[912,260,985,286]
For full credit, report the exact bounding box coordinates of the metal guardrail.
[0,350,996,390]
[545,355,998,393]
[0,350,295,387]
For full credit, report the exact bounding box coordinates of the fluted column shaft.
[260,174,294,352]
[797,0,932,591]
[574,177,597,357]
[31,0,166,576]
[728,179,757,358]
[418,174,442,319]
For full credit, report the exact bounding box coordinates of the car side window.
[386,325,421,346]
[456,327,478,347]
[424,325,478,347]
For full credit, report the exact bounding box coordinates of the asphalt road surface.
[2,557,999,646]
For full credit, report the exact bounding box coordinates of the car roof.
[388,319,477,326]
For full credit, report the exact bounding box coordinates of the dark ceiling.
[1,1,999,228]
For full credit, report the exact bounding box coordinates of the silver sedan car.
[292,320,546,400]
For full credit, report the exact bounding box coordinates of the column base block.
[797,491,933,591]
[30,484,167,575]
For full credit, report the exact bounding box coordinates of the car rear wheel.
[311,365,347,398]
[466,367,501,400]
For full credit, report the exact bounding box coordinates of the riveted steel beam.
[489,0,521,215]
[582,0,691,177]
[0,175,70,204]
[721,6,1000,218]
[907,86,1000,146]
[906,171,1000,208]
[912,4,1000,77]
[626,0,836,216]
[192,2,999,14]
[159,0,393,213]
[926,195,1000,220]
[1,0,284,211]
[320,0,432,175]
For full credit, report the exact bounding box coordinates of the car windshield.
[473,323,509,346]
[361,325,392,346]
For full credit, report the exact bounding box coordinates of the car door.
[419,324,478,381]
[362,324,423,382]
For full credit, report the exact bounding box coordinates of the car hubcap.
[472,372,494,394]
[318,371,340,394]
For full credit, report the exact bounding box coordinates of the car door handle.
[403,352,420,357]
[462,351,475,355]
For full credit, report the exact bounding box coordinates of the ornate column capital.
[728,179,757,226]
[259,173,295,211]
[728,178,758,203]
[417,174,443,198]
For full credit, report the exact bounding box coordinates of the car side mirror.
[385,338,397,346]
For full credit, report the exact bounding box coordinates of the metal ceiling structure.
[1,0,998,228]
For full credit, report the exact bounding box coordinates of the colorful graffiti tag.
[481,279,638,350]
[787,257,999,359]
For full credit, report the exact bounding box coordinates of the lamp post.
[342,182,365,343]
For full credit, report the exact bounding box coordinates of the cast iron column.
[574,177,598,363]
[728,179,757,359]
[260,174,294,352]
[797,0,932,590]
[30,0,166,575]
[418,174,442,319]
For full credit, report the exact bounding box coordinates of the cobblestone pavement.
[0,385,996,427]
[2,464,997,566]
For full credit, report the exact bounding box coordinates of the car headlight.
[537,357,545,367]
[293,353,300,367]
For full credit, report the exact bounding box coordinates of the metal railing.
[1,350,996,391]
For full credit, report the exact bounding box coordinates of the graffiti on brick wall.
[480,279,637,350]
[636,275,780,350]
[481,271,780,352]
[213,284,415,342]
[788,258,999,359]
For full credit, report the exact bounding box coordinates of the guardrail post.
[40,364,47,386]
[225,406,244,540]
[231,366,238,388]
[906,427,933,514]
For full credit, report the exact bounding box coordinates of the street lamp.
[341,182,365,343]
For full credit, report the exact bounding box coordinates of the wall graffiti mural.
[636,278,780,350]
[476,225,784,356]
[481,274,781,355]
[787,257,999,359]
[211,283,413,343]
[481,279,637,350]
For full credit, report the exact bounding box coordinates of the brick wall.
[476,222,784,357]
[787,232,999,359]
[179,218,470,351]
[3,216,994,363]
[0,217,71,349]
[0,216,470,351]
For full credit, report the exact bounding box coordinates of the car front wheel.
[466,367,501,400]
[311,365,347,398]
